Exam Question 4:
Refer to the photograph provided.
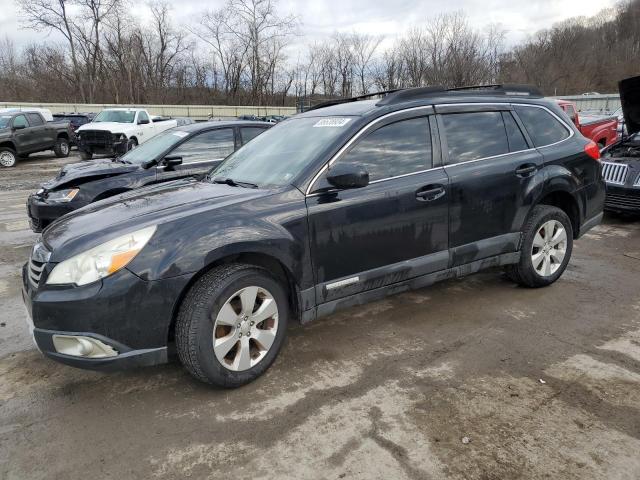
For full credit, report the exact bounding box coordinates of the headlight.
[113,133,126,141]
[46,225,157,286]
[46,188,79,203]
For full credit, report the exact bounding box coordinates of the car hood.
[42,179,270,258]
[41,159,139,190]
[619,75,640,135]
[77,122,133,133]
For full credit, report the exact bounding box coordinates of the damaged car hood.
[619,75,640,136]
[41,159,139,190]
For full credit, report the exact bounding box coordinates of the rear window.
[514,106,570,147]
[27,113,44,126]
[441,112,509,164]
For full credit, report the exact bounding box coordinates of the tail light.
[584,141,601,161]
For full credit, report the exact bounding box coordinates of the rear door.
[157,127,236,182]
[306,111,450,304]
[437,105,544,267]
[26,113,50,149]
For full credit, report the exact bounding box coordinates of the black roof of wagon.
[300,84,546,117]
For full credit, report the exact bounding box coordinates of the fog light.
[52,335,118,358]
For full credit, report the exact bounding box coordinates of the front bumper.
[78,138,127,156]
[26,194,76,232]
[604,184,640,213]
[22,264,192,371]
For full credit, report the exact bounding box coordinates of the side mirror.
[326,163,369,190]
[162,155,182,169]
[138,118,150,125]
[13,124,26,130]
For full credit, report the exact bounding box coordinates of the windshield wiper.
[212,177,259,189]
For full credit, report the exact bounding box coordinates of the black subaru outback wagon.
[22,85,605,387]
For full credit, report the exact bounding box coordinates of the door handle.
[416,185,446,202]
[515,164,537,177]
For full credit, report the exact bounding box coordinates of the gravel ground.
[1,151,640,479]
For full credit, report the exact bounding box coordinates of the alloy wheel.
[0,151,16,167]
[212,286,279,371]
[531,220,567,277]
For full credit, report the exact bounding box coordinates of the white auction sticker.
[172,131,189,138]
[313,118,351,128]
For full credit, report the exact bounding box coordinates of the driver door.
[156,127,237,182]
[305,112,450,304]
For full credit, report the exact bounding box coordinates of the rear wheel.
[0,147,17,167]
[506,205,573,288]
[176,263,288,388]
[54,137,70,158]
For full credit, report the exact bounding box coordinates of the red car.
[556,99,618,148]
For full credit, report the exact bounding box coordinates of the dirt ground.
[1,151,640,480]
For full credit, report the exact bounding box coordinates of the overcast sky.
[1,0,617,53]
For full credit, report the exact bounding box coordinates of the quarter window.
[13,115,29,129]
[171,128,235,164]
[514,106,570,147]
[502,112,529,152]
[332,117,432,182]
[442,112,509,164]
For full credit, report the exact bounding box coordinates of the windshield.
[120,128,190,164]
[94,110,136,123]
[0,115,11,129]
[211,116,353,187]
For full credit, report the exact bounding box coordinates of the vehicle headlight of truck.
[113,133,126,142]
[47,225,157,286]
[46,188,79,203]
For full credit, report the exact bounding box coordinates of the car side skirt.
[300,251,521,324]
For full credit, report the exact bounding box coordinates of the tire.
[0,147,17,167]
[54,137,70,158]
[79,150,93,161]
[126,138,138,151]
[176,263,289,388]
[505,205,573,288]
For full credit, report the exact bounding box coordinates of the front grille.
[601,161,629,185]
[79,129,113,147]
[28,243,51,288]
[605,193,640,209]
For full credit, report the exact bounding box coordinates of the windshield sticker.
[313,118,351,128]
[172,131,189,138]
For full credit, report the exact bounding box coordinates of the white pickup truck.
[75,108,177,160]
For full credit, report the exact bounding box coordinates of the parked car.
[26,121,271,232]
[0,110,73,167]
[22,84,604,387]
[76,108,177,160]
[600,75,640,214]
[0,107,55,121]
[611,107,627,138]
[556,99,618,148]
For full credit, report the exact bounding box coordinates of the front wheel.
[79,150,93,161]
[0,147,17,167]
[126,138,138,151]
[506,205,573,288]
[54,137,70,158]
[176,264,289,388]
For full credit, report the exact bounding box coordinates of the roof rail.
[306,89,401,112]
[306,83,543,112]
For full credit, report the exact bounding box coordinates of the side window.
[241,127,267,145]
[332,117,431,182]
[502,112,529,152]
[138,111,150,124]
[27,113,44,126]
[441,112,509,164]
[514,106,570,147]
[13,115,29,129]
[171,128,235,164]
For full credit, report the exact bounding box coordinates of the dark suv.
[22,85,605,387]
